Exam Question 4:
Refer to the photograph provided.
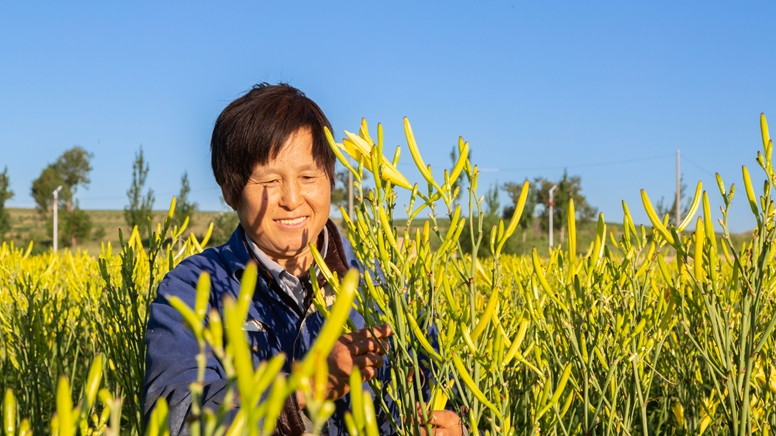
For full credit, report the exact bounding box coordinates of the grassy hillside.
[4,208,223,256]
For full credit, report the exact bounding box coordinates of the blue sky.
[1,2,775,233]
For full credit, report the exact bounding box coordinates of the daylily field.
[2,116,776,435]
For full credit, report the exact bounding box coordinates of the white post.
[52,185,63,253]
[549,184,558,248]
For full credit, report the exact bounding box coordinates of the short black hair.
[211,83,335,208]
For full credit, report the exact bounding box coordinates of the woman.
[142,83,462,435]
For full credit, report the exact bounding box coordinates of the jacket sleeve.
[142,274,309,436]
[143,274,234,435]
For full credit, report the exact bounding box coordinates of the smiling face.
[234,127,331,276]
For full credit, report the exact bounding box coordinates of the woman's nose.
[279,180,303,209]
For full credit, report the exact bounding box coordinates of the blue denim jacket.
[142,221,395,435]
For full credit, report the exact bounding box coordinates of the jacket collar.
[218,223,253,280]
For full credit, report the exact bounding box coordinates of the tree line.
[458,170,597,257]
[0,145,602,250]
[0,146,197,248]
[0,144,690,252]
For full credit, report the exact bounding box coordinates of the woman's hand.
[420,410,463,436]
[418,410,465,436]
[325,324,393,401]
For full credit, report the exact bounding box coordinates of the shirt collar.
[243,226,329,281]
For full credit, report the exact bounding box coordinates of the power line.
[682,155,716,177]
[495,153,674,172]
[393,153,675,173]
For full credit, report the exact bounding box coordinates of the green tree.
[124,147,155,230]
[31,147,94,217]
[173,171,198,228]
[484,182,500,218]
[48,204,93,248]
[0,167,13,240]
[535,170,597,244]
[31,165,66,217]
[57,147,94,245]
[53,146,93,213]
[330,168,350,209]
[30,147,95,246]
[502,180,537,243]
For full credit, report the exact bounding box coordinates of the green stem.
[631,344,648,436]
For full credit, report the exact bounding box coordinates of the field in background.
[4,207,750,258]
[4,208,222,255]
[2,208,605,255]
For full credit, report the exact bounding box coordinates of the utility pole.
[676,149,681,226]
[549,184,558,248]
[52,185,62,253]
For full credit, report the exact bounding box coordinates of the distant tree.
[124,147,155,230]
[173,171,198,228]
[31,147,94,218]
[330,166,368,218]
[0,167,13,240]
[502,180,537,243]
[53,204,93,248]
[31,152,96,246]
[484,182,501,218]
[210,196,239,246]
[31,165,67,217]
[655,174,691,226]
[53,146,93,213]
[55,146,94,246]
[535,170,597,243]
[330,168,350,209]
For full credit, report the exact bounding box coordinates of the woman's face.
[235,127,331,273]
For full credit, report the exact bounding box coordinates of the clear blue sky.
[2,2,775,233]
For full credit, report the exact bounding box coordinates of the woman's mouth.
[276,216,307,226]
